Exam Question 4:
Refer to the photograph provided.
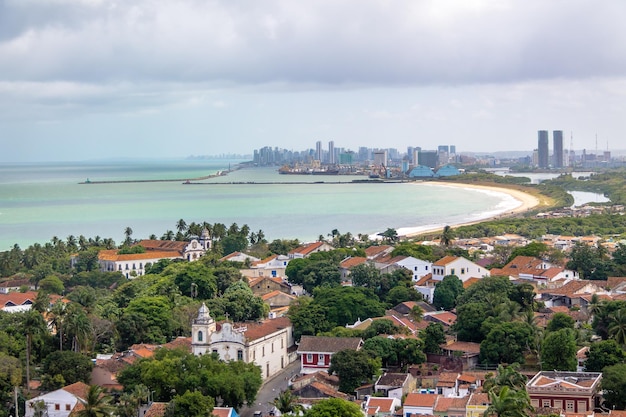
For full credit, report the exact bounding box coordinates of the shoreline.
[398,181,541,239]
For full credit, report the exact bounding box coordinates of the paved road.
[239,359,301,417]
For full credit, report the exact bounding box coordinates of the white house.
[383,256,432,282]
[288,241,334,259]
[191,303,294,380]
[431,256,490,282]
[25,382,89,417]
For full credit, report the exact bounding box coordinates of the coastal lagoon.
[0,159,524,250]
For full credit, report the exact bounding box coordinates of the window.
[197,331,203,342]
[272,342,274,353]
[212,349,218,354]
[55,404,60,410]
[451,268,455,275]
[237,349,243,361]
[554,400,562,410]
[566,401,575,412]
[66,404,71,411]
[542,400,551,407]
[461,268,465,274]
[262,346,265,357]
[132,263,136,269]
[307,353,313,362]
[578,401,587,412]
[317,354,325,365]
[281,338,284,348]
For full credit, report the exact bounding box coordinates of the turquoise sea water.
[0,159,522,251]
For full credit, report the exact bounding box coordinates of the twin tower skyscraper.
[538,130,564,168]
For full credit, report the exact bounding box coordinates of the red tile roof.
[242,316,291,341]
[98,249,182,262]
[63,381,90,400]
[340,257,368,268]
[433,256,458,266]
[404,393,437,407]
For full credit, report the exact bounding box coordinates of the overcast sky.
[1,0,625,162]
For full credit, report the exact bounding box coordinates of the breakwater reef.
[78,164,244,184]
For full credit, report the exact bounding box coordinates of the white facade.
[394,257,432,281]
[191,303,293,380]
[25,387,81,417]
[432,257,490,282]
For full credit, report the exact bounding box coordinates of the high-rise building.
[328,141,335,164]
[450,145,456,155]
[315,141,322,162]
[418,150,438,168]
[538,131,549,168]
[373,150,388,167]
[553,130,564,168]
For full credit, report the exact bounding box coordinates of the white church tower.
[191,302,216,355]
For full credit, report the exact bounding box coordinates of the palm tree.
[67,235,78,251]
[409,305,424,323]
[123,227,133,245]
[76,385,115,417]
[50,300,68,350]
[23,309,46,390]
[609,308,626,346]
[441,225,455,247]
[271,389,303,415]
[161,230,175,241]
[484,386,532,417]
[176,219,187,235]
[65,306,93,353]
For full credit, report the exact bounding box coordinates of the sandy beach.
[400,181,541,239]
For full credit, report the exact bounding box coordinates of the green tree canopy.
[585,339,626,372]
[165,390,214,417]
[479,322,533,365]
[421,322,446,354]
[541,328,578,371]
[328,349,380,393]
[602,363,626,410]
[303,398,363,417]
[546,312,575,332]
[433,275,464,310]
[41,351,93,391]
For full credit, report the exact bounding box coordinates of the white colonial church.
[191,303,294,379]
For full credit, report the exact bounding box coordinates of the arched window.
[197,331,203,342]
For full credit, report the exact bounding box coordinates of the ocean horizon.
[1,159,524,250]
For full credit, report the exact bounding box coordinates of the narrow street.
[239,359,301,417]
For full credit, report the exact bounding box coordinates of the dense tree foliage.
[479,322,534,365]
[303,398,364,417]
[421,323,446,354]
[602,363,626,410]
[432,275,464,310]
[584,339,626,372]
[541,329,577,371]
[164,390,214,417]
[118,348,262,409]
[41,351,93,390]
[328,349,380,393]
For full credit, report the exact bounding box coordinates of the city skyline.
[1,1,625,162]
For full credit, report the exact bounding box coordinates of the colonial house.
[0,277,31,294]
[490,256,578,284]
[431,256,490,283]
[248,276,292,297]
[212,407,240,417]
[403,393,438,416]
[96,250,182,279]
[288,241,334,259]
[339,256,368,281]
[466,392,491,417]
[0,291,63,313]
[261,290,297,310]
[365,245,395,260]
[244,254,291,278]
[538,280,608,309]
[440,341,481,370]
[25,382,89,417]
[374,373,414,400]
[191,303,294,379]
[292,379,348,401]
[526,371,602,413]
[433,396,469,417]
[219,252,260,264]
[375,256,432,282]
[296,336,363,374]
[86,237,210,278]
[365,396,402,417]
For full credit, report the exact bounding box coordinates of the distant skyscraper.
[418,150,438,168]
[538,130,549,168]
[450,145,456,154]
[373,150,388,167]
[553,130,563,168]
[328,141,335,164]
[315,141,322,161]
